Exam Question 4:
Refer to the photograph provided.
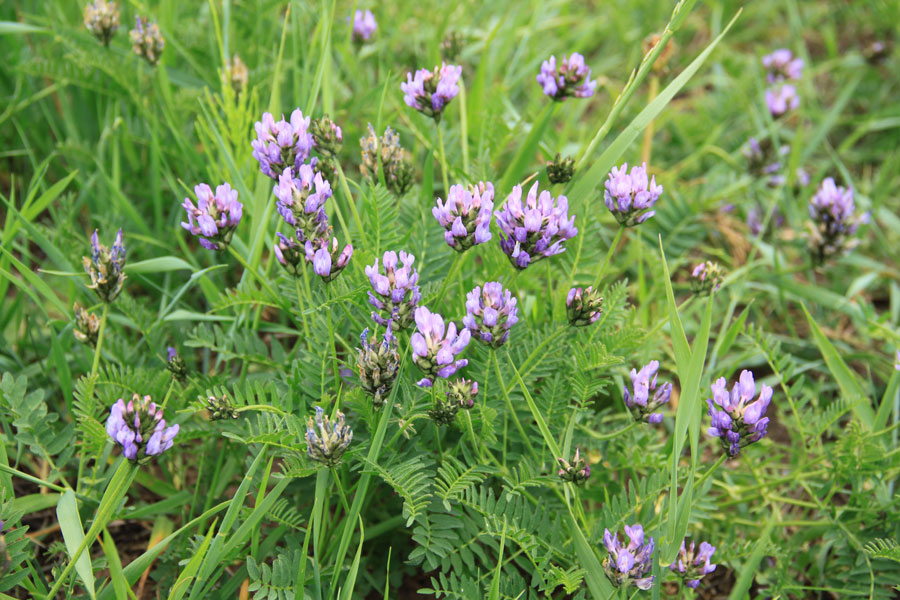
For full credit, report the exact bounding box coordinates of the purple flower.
[83,228,127,303]
[273,164,332,240]
[433,182,494,252]
[536,53,596,100]
[350,9,377,42]
[462,282,518,348]
[602,524,655,590]
[765,84,799,118]
[410,306,471,387]
[671,539,717,589]
[365,250,422,329]
[401,63,462,121]
[603,162,663,226]
[181,182,243,251]
[304,236,352,283]
[273,231,305,276]
[623,361,671,424]
[707,370,774,457]
[306,406,353,467]
[495,181,577,270]
[807,177,867,263]
[251,109,315,180]
[762,48,803,82]
[105,394,179,462]
[566,286,603,327]
[557,447,590,484]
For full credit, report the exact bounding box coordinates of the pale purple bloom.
[602,524,655,590]
[83,228,127,302]
[807,177,867,263]
[401,63,462,121]
[350,9,377,42]
[365,250,422,329]
[670,539,717,589]
[536,53,596,100]
[106,394,179,461]
[251,109,315,179]
[603,162,663,226]
[762,48,803,82]
[410,306,470,387]
[181,182,243,251]
[463,282,518,348]
[707,370,773,457]
[623,360,671,424]
[433,182,494,251]
[273,164,332,240]
[273,231,305,276]
[494,181,577,270]
[765,84,799,118]
[304,236,352,283]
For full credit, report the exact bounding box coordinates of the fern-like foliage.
[433,456,492,511]
[864,538,900,564]
[363,454,434,526]
[246,550,300,600]
[0,373,75,467]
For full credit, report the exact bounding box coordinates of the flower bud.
[84,0,119,46]
[83,229,126,303]
[447,378,478,410]
[306,406,353,467]
[690,261,724,296]
[73,303,100,346]
[310,116,343,176]
[566,286,602,327]
[357,325,400,409]
[166,347,188,383]
[273,231,305,277]
[206,393,239,421]
[546,154,575,184]
[440,31,464,61]
[227,54,248,97]
[557,447,590,485]
[130,16,165,65]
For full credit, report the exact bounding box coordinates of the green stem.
[579,421,638,441]
[160,378,176,411]
[295,276,312,351]
[437,122,450,194]
[463,410,485,463]
[694,453,727,489]
[326,295,340,395]
[592,225,626,288]
[335,162,368,248]
[433,251,465,305]
[492,351,539,463]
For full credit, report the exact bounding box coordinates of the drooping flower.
[129,16,164,65]
[623,360,671,424]
[310,116,343,176]
[304,235,353,283]
[273,164,331,240]
[251,109,315,180]
[105,394,179,462]
[227,54,248,97]
[765,84,799,118]
[602,524,655,590]
[410,306,470,387]
[73,303,100,346]
[557,447,590,485]
[670,538,717,589]
[806,177,867,264]
[495,181,578,269]
[707,370,773,457]
[761,48,803,82]
[536,53,596,100]
[350,9,377,42]
[84,0,119,46]
[360,124,414,196]
[83,229,126,303]
[433,182,494,252]
[181,182,243,251]
[690,261,725,295]
[547,154,575,184]
[166,347,188,382]
[306,406,353,467]
[365,250,422,329]
[603,162,663,227]
[401,63,462,121]
[357,324,400,409]
[273,231,305,276]
[566,286,603,327]
[463,282,519,348]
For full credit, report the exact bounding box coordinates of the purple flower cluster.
[401,63,462,121]
[765,84,799,118]
[273,164,331,237]
[83,229,127,303]
[495,181,577,269]
[350,9,377,42]
[181,183,243,251]
[106,394,179,461]
[707,370,773,457]
[411,306,470,387]
[762,48,803,83]
[463,282,519,349]
[807,177,866,263]
[366,251,422,329]
[566,286,603,327]
[670,538,717,589]
[623,360,671,424]
[602,524,655,590]
[536,53,596,100]
[305,236,353,282]
[433,182,494,252]
[251,109,314,180]
[604,162,663,227]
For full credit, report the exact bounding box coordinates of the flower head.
[251,109,315,180]
[83,229,126,303]
[690,261,725,295]
[73,303,100,346]
[106,394,179,462]
[428,378,478,425]
[129,16,164,65]
[365,250,422,329]
[762,49,803,82]
[360,124,414,196]
[273,164,332,240]
[603,162,663,226]
[765,84,799,118]
[557,447,590,485]
[304,235,353,283]
[411,306,470,387]
[463,282,519,348]
[670,539,717,589]
[401,63,462,121]
[166,347,188,382]
[806,177,866,264]
[181,182,243,251]
[206,394,239,421]
[536,53,596,100]
[707,370,774,457]
[273,231,305,276]
[306,406,353,467]
[566,286,603,327]
[84,0,119,46]
[495,181,577,270]
[602,524,655,590]
[357,325,400,409]
[350,9,377,42]
[623,361,671,424]
[227,54,248,96]
[547,154,575,184]
[433,182,494,252]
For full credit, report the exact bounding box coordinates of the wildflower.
[806,177,867,264]
[350,9,377,42]
[670,539,717,589]
[411,306,471,387]
[447,378,478,410]
[73,303,100,346]
[306,406,353,467]
[83,0,119,46]
[432,182,494,252]
[227,54,248,96]
[166,347,188,382]
[602,525,655,590]
[707,370,773,457]
[360,124,414,196]
[106,394,179,462]
[181,182,243,251]
[603,162,663,227]
[83,229,126,303]
[547,154,575,184]
[206,394,239,421]
[495,181,578,269]
[557,447,590,485]
[761,49,803,82]
[310,116,343,176]
[129,16,164,65]
[765,84,799,118]
[441,31,464,61]
[536,53,596,100]
[566,286,603,327]
[690,261,725,295]
[251,109,314,180]
[863,39,891,65]
[273,231,305,276]
[623,361,671,424]
[273,164,331,240]
[401,63,462,122]
[365,250,422,329]
[304,235,353,283]
[463,282,519,348]
[357,325,400,408]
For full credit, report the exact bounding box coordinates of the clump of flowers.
[206,394,239,421]
[603,162,663,227]
[83,229,126,303]
[273,231,305,276]
[765,84,799,118]
[366,251,422,329]
[357,325,399,409]
[623,360,671,424]
[806,177,867,264]
[547,154,575,184]
[129,16,164,65]
[350,9,377,42]
[557,447,590,485]
[707,370,773,458]
[106,394,179,462]
[305,235,353,283]
[670,538,717,589]
[566,286,603,327]
[411,306,471,387]
[690,261,725,295]
[495,181,577,269]
[401,63,463,121]
[273,164,331,239]
[603,525,655,590]
[463,282,519,348]
[73,303,100,346]
[360,124,414,196]
[310,116,343,176]
[166,347,188,382]
[83,0,119,46]
[536,53,596,100]
[181,182,243,251]
[251,109,314,180]
[762,48,803,82]
[432,182,494,252]
[227,54,248,97]
[306,406,353,467]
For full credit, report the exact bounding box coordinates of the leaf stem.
[592,225,626,288]
[436,121,450,194]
